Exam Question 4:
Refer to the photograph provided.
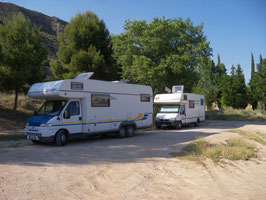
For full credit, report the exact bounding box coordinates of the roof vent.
[172,85,184,93]
[74,72,94,80]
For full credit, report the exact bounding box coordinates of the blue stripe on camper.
[51,113,152,127]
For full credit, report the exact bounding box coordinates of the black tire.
[126,126,135,137]
[32,140,41,144]
[176,121,182,129]
[117,126,126,138]
[155,125,161,129]
[194,121,199,127]
[55,130,67,146]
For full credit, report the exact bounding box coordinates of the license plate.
[161,124,167,127]
[27,135,39,140]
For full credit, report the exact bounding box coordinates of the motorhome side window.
[189,100,195,108]
[65,101,80,115]
[91,94,110,107]
[71,82,83,90]
[140,94,150,102]
[200,98,204,106]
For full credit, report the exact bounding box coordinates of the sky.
[2,0,266,83]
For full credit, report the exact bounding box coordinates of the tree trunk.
[13,88,19,111]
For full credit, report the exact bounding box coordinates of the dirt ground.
[0,120,266,200]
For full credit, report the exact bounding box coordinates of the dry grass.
[206,107,266,121]
[0,134,25,141]
[226,129,266,146]
[0,92,43,130]
[170,138,257,163]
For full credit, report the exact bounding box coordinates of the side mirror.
[63,110,70,119]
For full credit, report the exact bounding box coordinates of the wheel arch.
[119,121,137,130]
[54,128,70,141]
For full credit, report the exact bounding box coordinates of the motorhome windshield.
[160,105,180,113]
[36,100,67,116]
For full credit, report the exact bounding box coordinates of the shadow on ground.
[0,120,265,166]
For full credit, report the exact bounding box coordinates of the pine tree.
[0,13,47,111]
[233,64,248,109]
[50,11,119,81]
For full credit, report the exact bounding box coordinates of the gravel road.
[0,120,266,200]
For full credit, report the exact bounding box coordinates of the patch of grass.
[0,92,43,130]
[206,108,266,121]
[0,134,25,141]
[226,129,266,145]
[170,138,257,163]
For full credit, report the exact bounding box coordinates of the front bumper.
[155,119,177,128]
[24,126,56,142]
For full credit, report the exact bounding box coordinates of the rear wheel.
[117,126,126,138]
[193,121,199,127]
[126,126,135,137]
[55,130,67,146]
[176,121,182,129]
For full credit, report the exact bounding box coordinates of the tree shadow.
[0,120,265,167]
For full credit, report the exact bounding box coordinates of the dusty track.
[0,120,266,200]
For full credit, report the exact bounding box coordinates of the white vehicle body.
[154,86,205,128]
[24,73,153,145]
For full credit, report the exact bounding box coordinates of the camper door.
[62,100,83,136]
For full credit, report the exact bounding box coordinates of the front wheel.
[55,130,67,146]
[176,121,182,129]
[32,140,41,145]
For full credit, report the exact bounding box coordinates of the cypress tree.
[218,54,221,65]
[248,52,258,110]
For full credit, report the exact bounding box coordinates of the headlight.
[40,123,52,127]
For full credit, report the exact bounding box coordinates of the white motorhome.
[154,85,205,129]
[24,73,153,146]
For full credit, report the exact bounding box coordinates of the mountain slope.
[0,2,68,60]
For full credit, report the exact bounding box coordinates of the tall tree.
[214,54,226,109]
[50,11,119,80]
[248,52,258,110]
[217,54,221,65]
[113,17,212,94]
[193,57,217,110]
[255,57,266,110]
[0,13,47,111]
[221,65,235,107]
[232,64,248,109]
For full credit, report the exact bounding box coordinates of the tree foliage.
[193,57,217,110]
[113,17,212,93]
[221,65,247,109]
[247,52,258,110]
[0,13,47,111]
[214,54,227,109]
[50,11,119,80]
[255,57,266,110]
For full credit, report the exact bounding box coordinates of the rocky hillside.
[0,2,67,60]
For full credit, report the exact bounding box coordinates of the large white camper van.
[154,85,204,129]
[24,73,153,146]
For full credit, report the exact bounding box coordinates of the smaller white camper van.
[154,86,205,129]
[24,73,153,146]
